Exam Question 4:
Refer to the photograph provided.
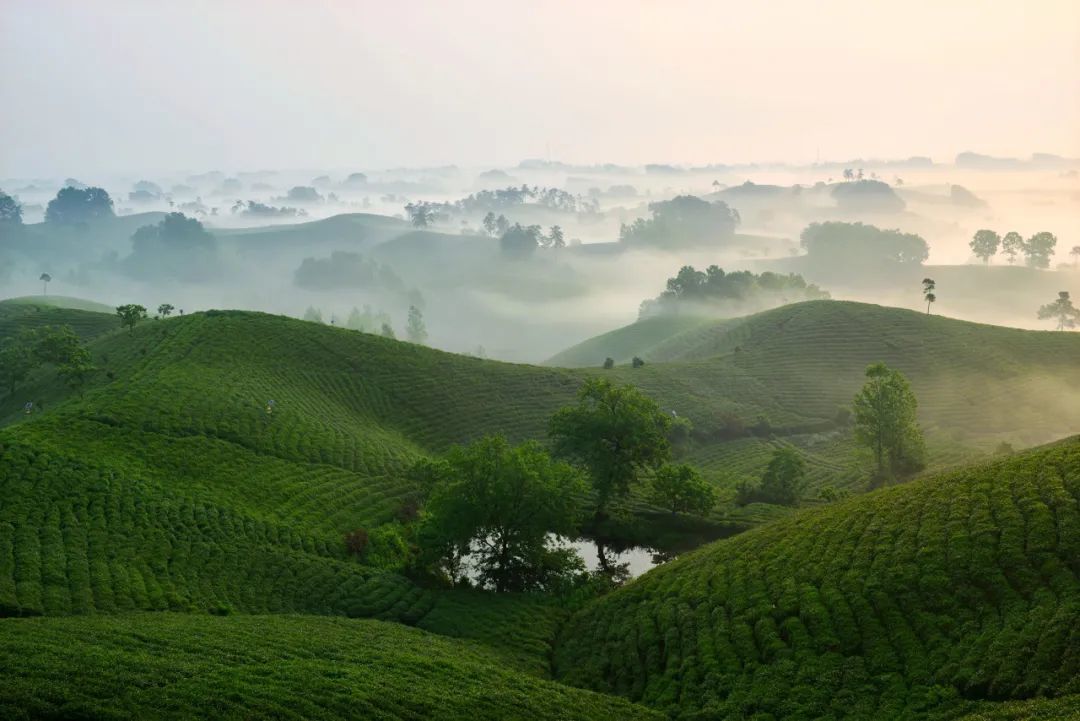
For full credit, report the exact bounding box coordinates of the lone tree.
[115,304,147,334]
[1037,291,1079,331]
[922,278,936,314]
[550,378,672,523]
[419,436,585,592]
[853,362,925,479]
[546,225,565,249]
[45,186,114,224]
[969,229,1000,264]
[406,305,427,344]
[39,273,52,296]
[1023,232,1057,269]
[758,447,808,506]
[1070,245,1080,268]
[1001,231,1024,265]
[648,463,715,515]
[157,303,175,318]
[380,322,396,339]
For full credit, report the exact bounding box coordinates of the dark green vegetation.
[553,439,1080,719]
[638,264,828,319]
[0,614,662,721]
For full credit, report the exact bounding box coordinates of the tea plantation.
[553,438,1080,719]
[0,614,663,721]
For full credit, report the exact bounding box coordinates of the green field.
[0,614,662,721]
[553,437,1080,719]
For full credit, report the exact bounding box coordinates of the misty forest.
[1,2,1079,720]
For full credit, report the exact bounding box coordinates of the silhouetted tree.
[853,362,925,478]
[1070,245,1080,267]
[922,278,936,314]
[546,225,565,249]
[45,186,114,224]
[482,212,498,236]
[969,229,1000,264]
[406,305,427,344]
[39,273,52,296]
[1037,291,1079,331]
[115,304,147,334]
[1023,232,1057,269]
[404,202,437,228]
[0,191,22,224]
[602,357,615,369]
[1001,231,1024,264]
[157,304,175,318]
[380,322,396,339]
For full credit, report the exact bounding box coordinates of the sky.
[2,0,1078,177]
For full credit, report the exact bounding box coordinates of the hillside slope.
[0,614,662,721]
[553,438,1080,719]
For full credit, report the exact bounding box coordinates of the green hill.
[552,437,1080,719]
[0,614,662,721]
[0,295,115,314]
[0,299,119,342]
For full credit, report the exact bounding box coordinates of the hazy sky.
[3,0,1078,177]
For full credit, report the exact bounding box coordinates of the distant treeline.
[639,265,829,319]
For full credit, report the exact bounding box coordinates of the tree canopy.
[619,195,740,249]
[648,464,715,515]
[639,264,828,319]
[1037,291,1079,331]
[800,222,928,268]
[549,378,672,521]
[853,362,925,479]
[1023,232,1057,269]
[969,229,1000,264]
[0,191,22,224]
[45,186,114,224]
[125,213,219,281]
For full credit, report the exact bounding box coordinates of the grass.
[0,295,115,314]
[0,299,120,342]
[552,437,1080,719]
[0,613,663,721]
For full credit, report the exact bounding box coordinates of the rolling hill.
[553,437,1080,719]
[0,614,662,721]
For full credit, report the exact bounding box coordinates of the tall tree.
[922,277,936,314]
[115,304,147,334]
[1001,231,1024,265]
[547,225,565,249]
[419,436,585,592]
[1070,245,1080,268]
[0,331,40,396]
[1037,291,1079,331]
[969,229,1000,264]
[853,362,925,478]
[157,304,175,318]
[39,273,52,296]
[380,322,396,339]
[550,378,672,522]
[0,191,22,224]
[481,212,498,236]
[406,305,427,344]
[758,447,808,506]
[404,202,437,228]
[1023,232,1057,269]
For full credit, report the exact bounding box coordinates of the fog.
[1,1,1079,361]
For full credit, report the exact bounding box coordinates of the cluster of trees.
[397,379,713,592]
[968,229,1065,268]
[403,186,599,229]
[800,222,929,268]
[45,186,115,225]
[0,190,23,224]
[619,195,740,249]
[638,265,829,318]
[1038,291,1079,330]
[125,213,220,281]
[302,304,428,343]
[293,251,404,292]
[830,179,906,213]
[0,324,95,397]
[230,200,307,218]
[498,223,566,256]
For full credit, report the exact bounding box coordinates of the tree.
[602,357,615,369]
[57,346,96,395]
[157,304,175,318]
[406,305,427,344]
[547,225,565,249]
[758,448,808,506]
[380,322,396,339]
[648,464,715,515]
[632,356,645,368]
[922,277,936,314]
[302,307,324,324]
[800,222,928,268]
[969,229,1000,264]
[1001,231,1024,265]
[1070,246,1080,268]
[45,186,114,224]
[482,212,498,236]
[0,191,22,224]
[619,195,740,249]
[499,223,542,257]
[1023,232,1057,269]
[420,436,585,592]
[40,273,52,296]
[853,362,925,478]
[0,331,39,396]
[1037,291,1079,331]
[404,202,437,228]
[495,214,511,236]
[115,304,147,334]
[550,378,672,521]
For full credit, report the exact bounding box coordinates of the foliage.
[737,446,808,506]
[293,251,404,291]
[550,378,672,519]
[602,357,615,369]
[1023,231,1057,269]
[404,201,441,228]
[639,264,828,318]
[922,277,936,314]
[157,303,174,318]
[969,229,1000,264]
[45,186,114,224]
[554,439,1080,719]
[647,463,715,515]
[830,178,906,212]
[344,528,370,556]
[126,213,219,282]
[302,306,324,323]
[0,191,22,224]
[500,223,543,256]
[631,356,645,368]
[0,614,663,721]
[345,304,392,333]
[381,322,396,339]
[1000,231,1024,264]
[800,221,929,267]
[231,200,307,217]
[853,362,925,478]
[1037,291,1079,331]
[420,436,586,592]
[619,195,740,248]
[406,305,428,344]
[0,324,93,396]
[115,304,148,334]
